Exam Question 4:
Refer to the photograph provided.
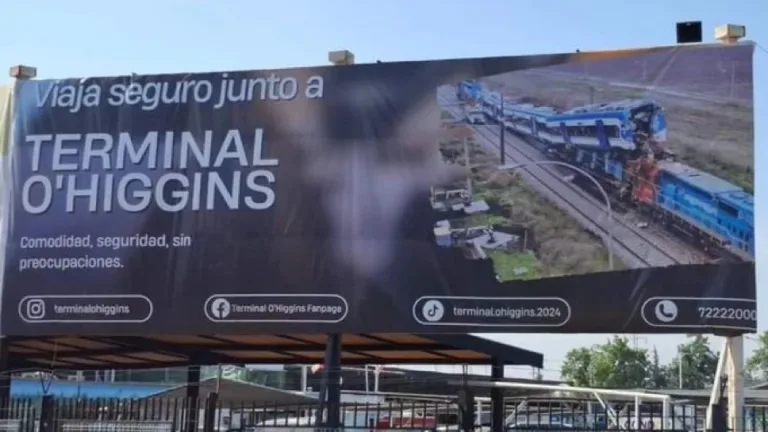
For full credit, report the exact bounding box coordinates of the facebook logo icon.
[210,298,232,319]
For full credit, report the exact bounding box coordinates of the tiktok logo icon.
[421,300,445,322]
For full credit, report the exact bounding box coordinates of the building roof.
[146,377,317,405]
[6,333,543,371]
[636,388,768,404]
[10,377,170,398]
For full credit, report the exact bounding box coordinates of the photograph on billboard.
[0,43,756,335]
[437,46,754,280]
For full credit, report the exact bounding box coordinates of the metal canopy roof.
[640,388,768,404]
[146,377,318,405]
[6,333,543,370]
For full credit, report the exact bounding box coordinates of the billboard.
[0,43,756,335]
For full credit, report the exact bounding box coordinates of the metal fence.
[0,396,766,432]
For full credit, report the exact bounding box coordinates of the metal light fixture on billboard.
[498,161,615,271]
[8,65,36,80]
[715,24,746,45]
[328,50,355,66]
[676,22,703,44]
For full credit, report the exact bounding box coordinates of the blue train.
[634,160,754,261]
[464,83,754,260]
[456,80,483,103]
[479,89,667,156]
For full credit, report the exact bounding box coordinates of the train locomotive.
[456,79,483,103]
[456,80,486,124]
[459,83,754,261]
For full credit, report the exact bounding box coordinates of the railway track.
[437,88,706,268]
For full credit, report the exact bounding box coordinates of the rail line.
[437,90,703,268]
[473,123,675,268]
[479,122,700,264]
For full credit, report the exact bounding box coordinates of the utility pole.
[678,345,684,389]
[499,95,506,164]
[300,365,308,392]
[447,125,473,195]
[216,364,222,393]
[464,136,472,196]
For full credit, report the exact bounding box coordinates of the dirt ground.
[484,70,754,191]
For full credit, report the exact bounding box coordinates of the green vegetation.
[487,249,541,281]
[560,332,768,390]
[746,332,768,382]
[561,335,718,389]
[439,137,620,281]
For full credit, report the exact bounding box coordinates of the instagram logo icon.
[25,298,46,320]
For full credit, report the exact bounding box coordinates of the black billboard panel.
[0,43,756,335]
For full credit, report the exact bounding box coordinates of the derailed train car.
[471,82,754,260]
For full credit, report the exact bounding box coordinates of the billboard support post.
[711,24,747,432]
[490,359,505,432]
[317,49,357,429]
[705,341,729,430]
[726,335,744,432]
[184,365,201,432]
[324,334,343,428]
[0,65,37,405]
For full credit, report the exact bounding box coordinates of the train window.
[717,202,738,218]
[605,126,619,138]
[567,127,581,136]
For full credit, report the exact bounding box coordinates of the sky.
[0,0,765,381]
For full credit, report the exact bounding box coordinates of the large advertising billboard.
[0,43,756,335]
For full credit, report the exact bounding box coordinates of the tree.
[561,347,594,387]
[646,347,669,389]
[666,336,718,389]
[746,332,768,382]
[590,336,650,388]
[561,337,649,388]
